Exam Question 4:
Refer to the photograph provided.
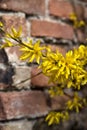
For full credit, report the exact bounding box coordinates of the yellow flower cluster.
[40,45,87,90]
[0,26,22,48]
[0,21,87,125]
[70,13,85,28]
[45,111,69,125]
[20,39,45,64]
[66,92,87,113]
[0,22,3,27]
[49,86,64,97]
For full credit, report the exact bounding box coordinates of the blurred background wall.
[0,0,87,130]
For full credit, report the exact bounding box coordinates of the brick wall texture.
[0,0,87,130]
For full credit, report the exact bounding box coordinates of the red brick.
[49,0,84,19]
[0,83,10,90]
[51,95,69,110]
[0,0,45,15]
[31,20,74,40]
[84,7,87,20]
[0,91,68,120]
[31,67,52,88]
[48,44,67,55]
[0,120,34,130]
[77,30,86,42]
[0,91,48,120]
[0,14,28,36]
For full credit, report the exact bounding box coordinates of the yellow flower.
[45,111,69,125]
[70,13,77,21]
[66,92,86,113]
[0,22,3,27]
[39,44,87,90]
[45,112,61,125]
[40,50,65,84]
[69,13,85,28]
[6,26,22,39]
[49,86,64,97]
[79,20,85,27]
[1,39,13,48]
[20,39,45,64]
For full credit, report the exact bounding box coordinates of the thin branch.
[13,71,42,85]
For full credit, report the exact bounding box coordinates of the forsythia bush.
[0,13,87,125]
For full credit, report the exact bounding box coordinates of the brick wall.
[0,0,87,130]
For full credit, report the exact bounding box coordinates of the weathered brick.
[12,65,31,89]
[0,0,45,15]
[0,91,49,120]
[84,7,87,20]
[0,13,28,37]
[79,0,87,2]
[0,91,68,120]
[31,20,74,40]
[0,83,10,90]
[49,0,84,19]
[5,46,22,64]
[0,49,8,64]
[0,120,34,130]
[0,49,14,88]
